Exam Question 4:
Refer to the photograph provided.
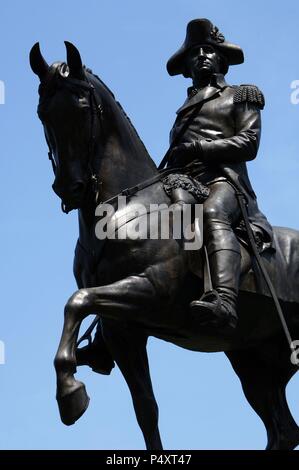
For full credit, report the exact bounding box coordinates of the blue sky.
[0,0,298,450]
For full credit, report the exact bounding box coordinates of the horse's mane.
[86,68,152,161]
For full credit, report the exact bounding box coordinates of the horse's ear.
[29,43,49,81]
[64,41,84,78]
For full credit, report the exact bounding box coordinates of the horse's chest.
[74,240,101,288]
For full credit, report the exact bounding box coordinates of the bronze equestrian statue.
[30,19,299,450]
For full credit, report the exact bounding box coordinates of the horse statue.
[30,42,299,450]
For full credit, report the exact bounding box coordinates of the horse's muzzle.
[53,180,87,211]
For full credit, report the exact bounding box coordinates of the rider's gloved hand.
[169,141,203,167]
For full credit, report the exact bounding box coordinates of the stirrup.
[198,289,221,311]
[190,289,237,329]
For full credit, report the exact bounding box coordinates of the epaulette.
[233,84,265,109]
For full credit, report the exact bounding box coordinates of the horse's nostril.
[52,180,85,203]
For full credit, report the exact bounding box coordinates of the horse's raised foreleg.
[226,338,299,450]
[54,274,158,426]
[104,322,163,450]
[54,297,90,426]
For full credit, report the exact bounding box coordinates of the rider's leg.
[76,320,115,375]
[190,181,242,329]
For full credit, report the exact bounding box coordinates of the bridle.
[39,66,104,213]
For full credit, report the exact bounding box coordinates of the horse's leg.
[74,252,115,375]
[104,322,163,450]
[226,338,299,450]
[54,274,158,425]
[54,303,90,426]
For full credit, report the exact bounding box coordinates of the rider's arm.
[199,101,262,164]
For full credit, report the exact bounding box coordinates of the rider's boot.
[190,247,241,330]
[76,325,115,375]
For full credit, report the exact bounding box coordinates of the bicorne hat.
[167,18,244,76]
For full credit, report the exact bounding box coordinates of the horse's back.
[240,226,299,304]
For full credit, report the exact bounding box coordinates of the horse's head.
[30,42,103,213]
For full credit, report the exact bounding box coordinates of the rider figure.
[166,18,273,330]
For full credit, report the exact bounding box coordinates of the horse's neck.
[78,82,158,251]
[97,96,157,201]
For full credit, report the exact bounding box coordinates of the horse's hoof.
[56,382,90,426]
[266,431,299,450]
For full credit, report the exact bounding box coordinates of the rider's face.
[185,44,221,81]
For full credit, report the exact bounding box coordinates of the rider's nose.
[198,47,205,57]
